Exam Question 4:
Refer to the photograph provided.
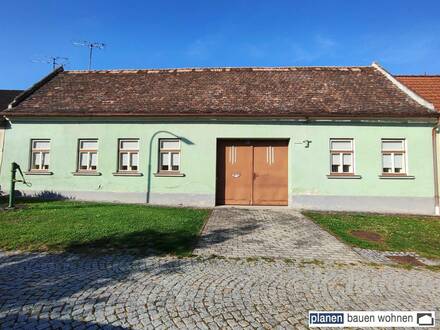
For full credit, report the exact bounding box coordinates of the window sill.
[379,175,415,180]
[154,172,186,177]
[112,172,143,177]
[25,171,53,175]
[327,174,362,179]
[72,171,102,176]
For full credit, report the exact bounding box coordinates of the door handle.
[232,172,241,178]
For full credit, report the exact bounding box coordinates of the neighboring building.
[395,76,440,110]
[0,90,23,172]
[395,75,440,215]
[0,64,438,214]
[0,90,23,110]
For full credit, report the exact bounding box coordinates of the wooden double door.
[216,140,289,206]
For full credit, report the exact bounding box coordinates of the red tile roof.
[396,76,440,111]
[3,66,436,118]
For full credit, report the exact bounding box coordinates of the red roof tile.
[396,76,440,111]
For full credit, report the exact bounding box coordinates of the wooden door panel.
[252,141,288,205]
[216,141,253,205]
[217,140,288,206]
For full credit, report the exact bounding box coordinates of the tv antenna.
[73,40,105,70]
[32,56,69,70]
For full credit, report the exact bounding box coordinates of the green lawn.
[303,211,440,259]
[0,199,210,256]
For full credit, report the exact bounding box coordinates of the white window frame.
[118,139,139,172]
[158,139,181,173]
[381,139,407,175]
[30,139,50,171]
[77,139,98,172]
[329,139,355,175]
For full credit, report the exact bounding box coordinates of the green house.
[1,63,439,215]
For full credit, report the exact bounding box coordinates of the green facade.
[0,118,436,214]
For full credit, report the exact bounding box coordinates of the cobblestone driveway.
[1,252,440,329]
[194,208,363,262]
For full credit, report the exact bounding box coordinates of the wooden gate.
[216,140,288,206]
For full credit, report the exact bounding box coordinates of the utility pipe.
[432,119,440,215]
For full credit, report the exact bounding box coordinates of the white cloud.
[184,33,339,65]
[241,34,337,63]
[315,35,337,49]
[357,32,440,71]
[185,35,224,60]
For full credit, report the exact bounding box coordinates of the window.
[30,139,50,171]
[381,139,406,174]
[330,139,354,174]
[78,140,98,171]
[159,139,181,172]
[118,139,139,172]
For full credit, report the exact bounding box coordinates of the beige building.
[0,90,22,173]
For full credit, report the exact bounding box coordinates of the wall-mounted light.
[303,140,312,148]
[294,140,312,148]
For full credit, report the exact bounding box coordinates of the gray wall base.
[292,195,436,215]
[19,190,147,204]
[16,190,215,207]
[148,193,215,207]
[13,190,436,214]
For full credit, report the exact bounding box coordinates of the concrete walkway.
[193,207,364,262]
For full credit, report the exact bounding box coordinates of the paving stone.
[354,247,440,266]
[1,251,440,329]
[194,207,363,262]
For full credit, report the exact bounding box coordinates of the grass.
[303,211,440,260]
[0,199,210,256]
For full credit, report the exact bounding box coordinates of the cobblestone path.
[1,252,439,329]
[194,208,363,262]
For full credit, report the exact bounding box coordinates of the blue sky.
[2,0,440,89]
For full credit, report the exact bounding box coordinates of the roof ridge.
[65,65,372,74]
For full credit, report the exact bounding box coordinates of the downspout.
[432,118,440,215]
[0,116,8,173]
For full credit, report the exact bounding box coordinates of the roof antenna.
[32,56,69,70]
[73,41,106,70]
